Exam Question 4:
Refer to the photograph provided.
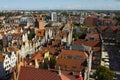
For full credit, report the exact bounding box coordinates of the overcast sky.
[0,0,120,10]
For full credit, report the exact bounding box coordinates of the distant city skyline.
[0,0,120,10]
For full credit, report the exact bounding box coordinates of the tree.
[96,66,114,80]
[113,15,120,25]
[42,54,56,69]
[28,29,35,40]
[49,55,56,69]
[79,33,86,39]
[113,15,120,21]
[43,58,49,69]
[73,32,82,39]
[104,16,110,19]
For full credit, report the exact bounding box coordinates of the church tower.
[39,17,45,30]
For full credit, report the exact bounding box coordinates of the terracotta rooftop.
[61,71,83,80]
[56,50,88,72]
[100,26,120,32]
[31,53,43,63]
[10,33,22,38]
[18,66,61,80]
[73,39,101,47]
[93,47,101,52]
[8,47,19,52]
[36,29,45,37]
[52,40,61,47]
[61,50,88,59]
[48,47,56,54]
[111,26,120,31]
[85,16,97,19]
[99,26,108,31]
[41,46,57,55]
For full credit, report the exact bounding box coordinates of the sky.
[0,0,120,10]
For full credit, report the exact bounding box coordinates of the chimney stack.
[58,66,61,76]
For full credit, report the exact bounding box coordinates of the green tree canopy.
[73,32,82,39]
[96,66,115,80]
[113,15,120,21]
[28,29,35,40]
[104,16,110,19]
[49,55,56,69]
[113,15,120,25]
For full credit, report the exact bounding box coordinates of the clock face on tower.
[39,17,45,30]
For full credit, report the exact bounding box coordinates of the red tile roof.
[60,71,80,80]
[61,50,88,59]
[93,47,101,52]
[73,39,101,47]
[11,33,22,38]
[31,53,44,63]
[111,26,119,31]
[8,47,19,52]
[100,26,120,32]
[60,73,71,80]
[99,26,108,31]
[18,67,61,80]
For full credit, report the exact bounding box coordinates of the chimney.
[58,66,61,76]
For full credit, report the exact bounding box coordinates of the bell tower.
[39,17,45,30]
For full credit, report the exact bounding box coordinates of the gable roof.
[61,50,88,59]
[18,67,61,80]
[74,40,101,47]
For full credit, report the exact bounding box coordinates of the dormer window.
[67,55,72,59]
[39,32,41,34]
[90,36,94,40]
[74,56,84,60]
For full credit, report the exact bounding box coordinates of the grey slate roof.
[71,44,91,52]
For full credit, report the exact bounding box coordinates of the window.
[67,56,72,59]
[74,56,84,60]
[64,55,67,59]
[72,66,77,71]
[90,36,94,40]
[65,65,68,70]
[39,32,41,34]
[59,64,62,68]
